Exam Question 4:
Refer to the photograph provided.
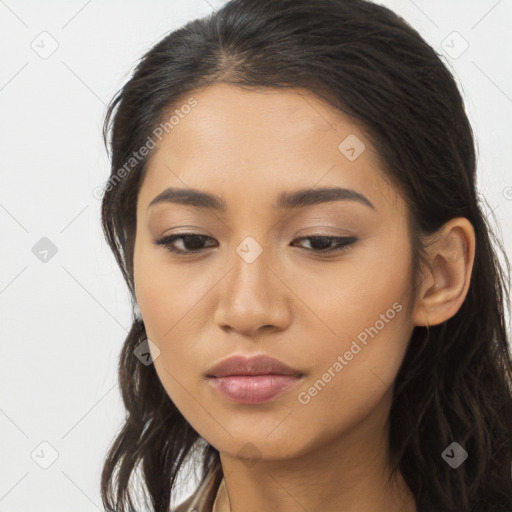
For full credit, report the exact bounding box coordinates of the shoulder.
[171,493,196,512]
[171,467,222,512]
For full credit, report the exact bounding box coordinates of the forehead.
[138,83,398,213]
[157,83,365,154]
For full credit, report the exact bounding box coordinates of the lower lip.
[208,375,302,404]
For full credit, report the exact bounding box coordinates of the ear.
[412,217,476,327]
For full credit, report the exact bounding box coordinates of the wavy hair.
[99,0,512,510]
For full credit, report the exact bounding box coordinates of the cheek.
[291,301,412,449]
[293,244,413,416]
[133,237,209,339]
[133,243,215,412]
[134,267,206,423]
[134,266,201,377]
[293,232,412,354]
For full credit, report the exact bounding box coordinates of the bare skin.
[133,83,475,512]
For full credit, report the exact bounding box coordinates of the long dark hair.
[99,1,512,510]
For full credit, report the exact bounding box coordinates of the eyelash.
[154,233,357,256]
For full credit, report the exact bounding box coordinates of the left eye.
[154,234,357,255]
[291,235,357,253]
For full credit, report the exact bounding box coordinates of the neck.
[218,393,417,512]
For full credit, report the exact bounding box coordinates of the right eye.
[154,233,218,255]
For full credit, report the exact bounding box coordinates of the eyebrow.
[148,186,375,211]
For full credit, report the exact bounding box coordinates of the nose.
[212,248,292,337]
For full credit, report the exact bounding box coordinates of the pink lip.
[208,375,302,403]
[205,354,304,404]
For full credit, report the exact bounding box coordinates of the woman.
[99,0,512,510]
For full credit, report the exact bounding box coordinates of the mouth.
[205,354,304,404]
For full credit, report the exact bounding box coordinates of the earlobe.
[412,217,475,327]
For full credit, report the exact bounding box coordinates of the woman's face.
[133,83,418,461]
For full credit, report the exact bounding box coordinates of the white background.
[1,0,511,510]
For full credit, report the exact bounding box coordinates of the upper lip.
[206,354,303,378]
